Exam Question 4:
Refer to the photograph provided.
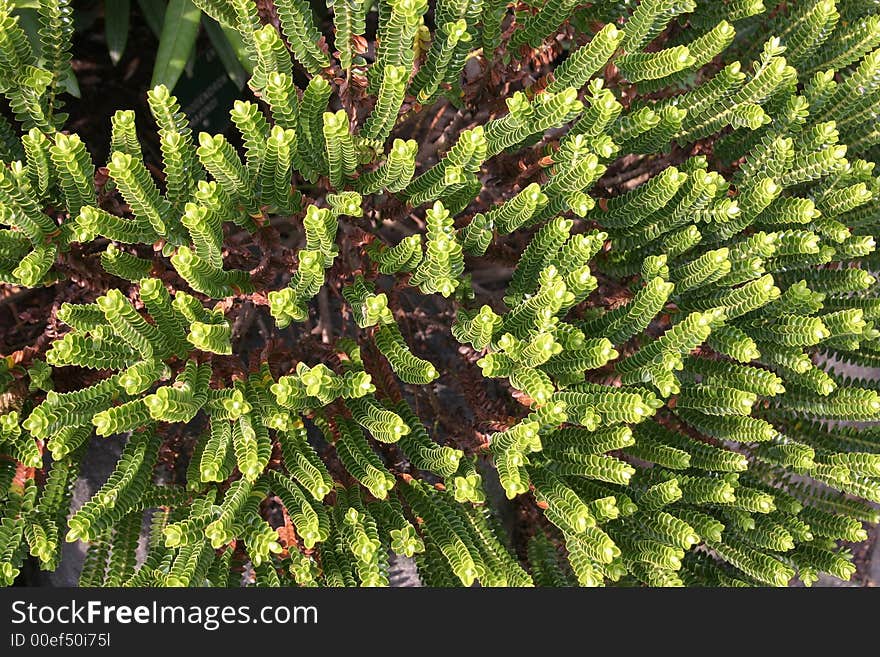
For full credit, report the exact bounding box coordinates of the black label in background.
[175,46,239,135]
[0,587,872,653]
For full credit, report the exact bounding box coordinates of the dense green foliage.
[1,0,879,588]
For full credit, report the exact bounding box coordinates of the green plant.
[1,0,879,588]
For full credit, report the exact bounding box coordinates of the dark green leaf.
[105,0,131,65]
[136,0,167,39]
[150,0,201,92]
[202,16,247,89]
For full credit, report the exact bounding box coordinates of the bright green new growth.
[409,201,465,298]
[323,110,357,190]
[1,0,879,590]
